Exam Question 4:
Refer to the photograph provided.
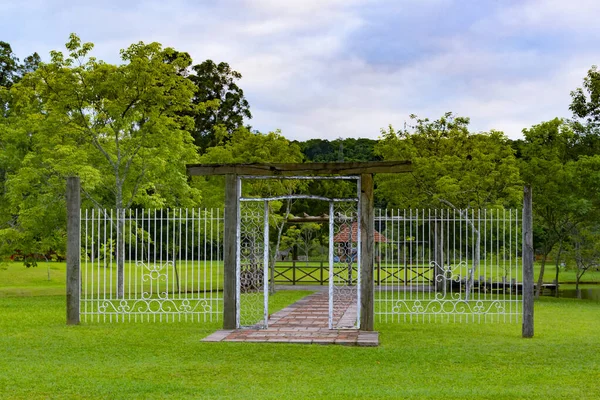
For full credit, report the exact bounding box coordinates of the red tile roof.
[333,222,388,243]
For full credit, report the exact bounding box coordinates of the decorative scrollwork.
[96,298,213,315]
[391,299,507,316]
[239,201,266,327]
[331,201,359,329]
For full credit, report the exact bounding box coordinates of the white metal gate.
[237,200,269,328]
[236,176,362,329]
[330,200,360,329]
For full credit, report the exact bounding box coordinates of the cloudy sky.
[2,0,599,140]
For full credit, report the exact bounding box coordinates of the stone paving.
[202,291,379,346]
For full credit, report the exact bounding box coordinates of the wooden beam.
[66,176,81,325]
[187,161,412,176]
[522,185,534,338]
[223,174,239,329]
[360,173,374,331]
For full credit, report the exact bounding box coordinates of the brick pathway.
[202,291,378,346]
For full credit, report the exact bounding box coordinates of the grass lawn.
[1,292,599,399]
[1,260,600,398]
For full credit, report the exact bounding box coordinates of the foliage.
[570,65,600,128]
[0,34,203,259]
[279,222,322,258]
[375,112,521,209]
[0,41,40,89]
[298,137,380,162]
[197,127,304,208]
[565,224,600,295]
[520,118,599,295]
[188,60,251,151]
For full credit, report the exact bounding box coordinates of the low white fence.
[80,209,223,322]
[374,209,522,323]
[79,208,521,324]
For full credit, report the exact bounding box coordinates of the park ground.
[1,262,599,399]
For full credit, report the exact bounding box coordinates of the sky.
[2,0,599,141]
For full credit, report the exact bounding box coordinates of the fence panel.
[80,208,223,323]
[375,209,521,323]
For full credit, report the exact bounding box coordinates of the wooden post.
[522,185,534,338]
[223,174,239,329]
[66,177,81,325]
[360,174,374,331]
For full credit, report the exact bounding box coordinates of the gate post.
[66,176,81,325]
[360,174,374,331]
[223,174,239,329]
[522,185,534,338]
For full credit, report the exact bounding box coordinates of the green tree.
[0,41,40,89]
[565,223,600,298]
[188,60,251,151]
[570,65,600,128]
[568,65,600,156]
[198,127,303,293]
[520,119,593,297]
[375,113,521,299]
[298,138,380,163]
[375,113,521,210]
[1,35,203,295]
[197,127,303,207]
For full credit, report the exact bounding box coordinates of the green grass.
[1,295,599,399]
[2,260,600,398]
[2,260,598,298]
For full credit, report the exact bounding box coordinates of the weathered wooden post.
[360,173,374,331]
[66,176,81,325]
[223,174,239,329]
[522,185,534,338]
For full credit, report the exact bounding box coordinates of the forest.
[2,35,600,296]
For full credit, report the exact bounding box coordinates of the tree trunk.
[116,208,125,299]
[535,253,548,299]
[554,241,563,298]
[116,178,125,299]
[464,226,480,302]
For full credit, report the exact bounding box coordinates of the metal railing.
[79,207,521,324]
[80,208,223,322]
[374,209,522,323]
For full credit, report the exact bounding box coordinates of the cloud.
[2,0,599,141]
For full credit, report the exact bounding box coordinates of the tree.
[197,127,303,207]
[198,127,303,293]
[375,113,521,298]
[1,35,203,295]
[570,65,600,128]
[0,41,40,89]
[188,60,251,151]
[569,65,600,155]
[298,138,380,163]
[566,224,600,298]
[375,113,521,210]
[520,119,594,297]
[0,41,20,89]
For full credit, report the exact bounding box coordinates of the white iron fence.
[79,207,522,324]
[80,208,223,322]
[374,209,522,323]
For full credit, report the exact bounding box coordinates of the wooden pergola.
[186,161,412,331]
[187,161,412,331]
